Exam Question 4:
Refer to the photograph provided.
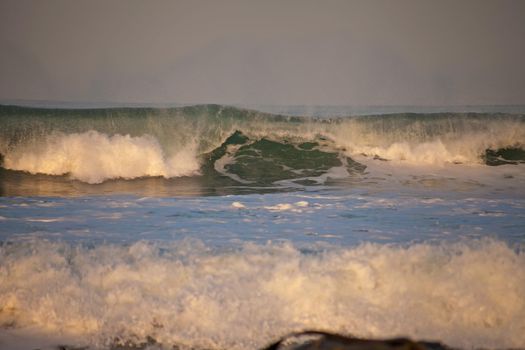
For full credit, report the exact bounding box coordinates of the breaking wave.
[2,130,200,184]
[0,104,524,184]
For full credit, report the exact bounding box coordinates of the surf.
[0,104,524,185]
[0,238,523,350]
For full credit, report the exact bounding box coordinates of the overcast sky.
[1,0,524,106]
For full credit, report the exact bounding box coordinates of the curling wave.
[0,104,524,184]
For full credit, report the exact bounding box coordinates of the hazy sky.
[1,0,524,106]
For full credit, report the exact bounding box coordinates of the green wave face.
[483,147,525,165]
[225,138,341,184]
[203,131,365,187]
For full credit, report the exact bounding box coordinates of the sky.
[1,0,524,106]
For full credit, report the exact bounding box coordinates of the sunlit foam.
[0,239,523,349]
[3,130,200,184]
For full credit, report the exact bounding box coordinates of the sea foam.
[3,130,200,184]
[0,239,523,349]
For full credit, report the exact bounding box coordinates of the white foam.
[264,203,294,211]
[25,218,66,223]
[263,202,310,212]
[213,144,255,184]
[0,239,523,349]
[324,117,525,165]
[355,154,525,196]
[3,130,200,184]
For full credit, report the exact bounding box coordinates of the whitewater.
[0,104,524,350]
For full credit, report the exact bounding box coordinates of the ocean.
[0,104,524,350]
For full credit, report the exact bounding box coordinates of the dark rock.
[261,331,452,350]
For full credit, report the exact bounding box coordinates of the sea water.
[0,104,524,349]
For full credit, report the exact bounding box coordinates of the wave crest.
[3,130,200,184]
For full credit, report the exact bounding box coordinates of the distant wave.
[0,104,524,184]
